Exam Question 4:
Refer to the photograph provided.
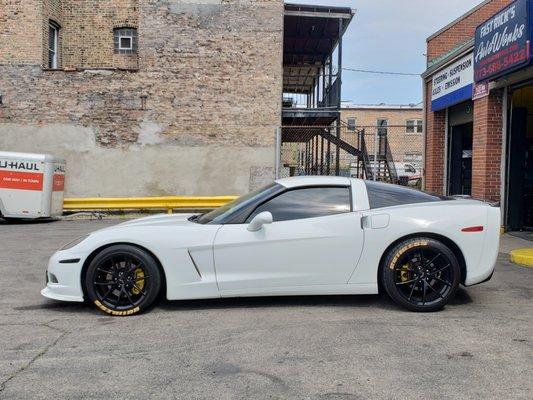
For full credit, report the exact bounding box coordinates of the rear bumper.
[464,206,500,286]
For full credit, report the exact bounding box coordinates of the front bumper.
[41,250,85,302]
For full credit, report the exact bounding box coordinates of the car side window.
[246,186,351,223]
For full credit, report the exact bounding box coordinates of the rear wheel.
[381,238,460,312]
[85,245,161,316]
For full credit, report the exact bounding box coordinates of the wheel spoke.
[425,279,445,299]
[101,285,117,302]
[93,281,114,286]
[114,286,123,308]
[432,275,452,287]
[124,287,136,307]
[396,278,418,285]
[131,283,146,296]
[97,268,115,276]
[428,264,450,276]
[419,249,426,268]
[421,281,426,305]
[425,253,441,268]
[408,281,417,301]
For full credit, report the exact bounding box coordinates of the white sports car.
[42,177,500,316]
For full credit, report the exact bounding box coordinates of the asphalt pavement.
[0,219,531,400]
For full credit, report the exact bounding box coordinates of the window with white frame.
[114,28,138,54]
[406,119,423,134]
[347,118,356,131]
[48,21,60,69]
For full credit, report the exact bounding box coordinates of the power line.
[342,67,420,76]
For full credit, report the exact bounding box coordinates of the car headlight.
[61,235,89,250]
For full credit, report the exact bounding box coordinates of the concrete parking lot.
[0,219,531,400]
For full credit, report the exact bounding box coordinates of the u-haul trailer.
[0,151,65,219]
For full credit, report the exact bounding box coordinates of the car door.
[213,186,364,293]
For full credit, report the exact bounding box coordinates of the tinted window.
[195,183,283,225]
[365,180,451,209]
[246,187,351,222]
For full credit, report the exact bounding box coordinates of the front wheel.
[84,245,161,316]
[381,238,460,312]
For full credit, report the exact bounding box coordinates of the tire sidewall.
[85,245,161,316]
[381,238,460,312]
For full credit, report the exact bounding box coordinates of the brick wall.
[61,0,139,69]
[0,0,284,196]
[42,0,63,67]
[0,0,42,65]
[424,81,446,193]
[471,89,503,201]
[427,0,512,64]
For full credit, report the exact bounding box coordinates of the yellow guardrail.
[63,196,238,214]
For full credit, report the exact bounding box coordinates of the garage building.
[423,0,533,232]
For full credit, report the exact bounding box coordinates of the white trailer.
[0,151,66,219]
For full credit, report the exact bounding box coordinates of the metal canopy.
[283,3,354,94]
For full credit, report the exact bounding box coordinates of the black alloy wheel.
[381,238,460,312]
[85,245,161,316]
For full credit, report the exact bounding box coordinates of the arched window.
[113,28,138,54]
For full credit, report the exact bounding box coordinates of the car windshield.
[194,182,282,225]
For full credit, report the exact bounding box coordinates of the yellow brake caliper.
[399,264,410,282]
[131,268,145,295]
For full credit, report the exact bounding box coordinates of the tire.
[381,237,460,312]
[84,244,161,316]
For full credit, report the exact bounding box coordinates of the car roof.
[275,176,355,188]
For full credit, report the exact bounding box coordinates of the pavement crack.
[0,324,68,393]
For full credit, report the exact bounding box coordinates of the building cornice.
[421,39,474,80]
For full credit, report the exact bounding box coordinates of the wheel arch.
[80,242,167,301]
[377,232,467,291]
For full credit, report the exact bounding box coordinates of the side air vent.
[187,250,202,278]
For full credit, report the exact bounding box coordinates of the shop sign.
[431,53,474,111]
[474,0,530,82]
[472,82,490,100]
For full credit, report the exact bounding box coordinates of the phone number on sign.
[476,49,528,80]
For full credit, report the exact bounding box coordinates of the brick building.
[0,0,286,197]
[341,104,423,170]
[423,0,533,232]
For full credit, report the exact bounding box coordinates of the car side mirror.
[247,211,273,232]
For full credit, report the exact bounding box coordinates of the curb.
[509,248,533,267]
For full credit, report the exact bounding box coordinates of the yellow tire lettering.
[94,300,140,316]
[389,240,429,270]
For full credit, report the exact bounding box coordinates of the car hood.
[101,213,200,231]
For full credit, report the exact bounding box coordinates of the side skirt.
[219,283,378,298]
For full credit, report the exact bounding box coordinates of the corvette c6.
[42,176,500,316]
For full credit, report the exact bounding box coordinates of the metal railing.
[63,196,237,214]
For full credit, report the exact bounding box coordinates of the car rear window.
[364,180,451,209]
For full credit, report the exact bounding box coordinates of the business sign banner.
[431,53,474,111]
[474,0,530,82]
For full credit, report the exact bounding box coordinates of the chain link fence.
[279,125,423,187]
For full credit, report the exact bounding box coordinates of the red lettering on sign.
[53,174,65,192]
[0,170,44,191]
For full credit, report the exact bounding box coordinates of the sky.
[287,0,485,105]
